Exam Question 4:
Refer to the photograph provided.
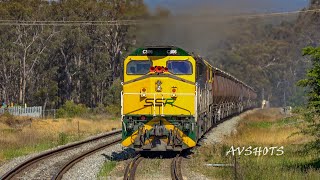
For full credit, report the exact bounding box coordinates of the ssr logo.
[144,98,175,106]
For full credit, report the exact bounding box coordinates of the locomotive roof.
[130,46,190,56]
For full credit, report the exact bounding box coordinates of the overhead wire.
[0,8,319,26]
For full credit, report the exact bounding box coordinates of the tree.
[0,0,149,109]
[298,47,320,109]
[297,46,320,152]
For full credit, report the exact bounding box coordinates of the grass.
[0,113,121,164]
[188,108,320,180]
[2,141,55,160]
[98,161,117,178]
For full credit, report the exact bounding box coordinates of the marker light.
[156,66,163,73]
[164,67,169,72]
[171,88,177,97]
[141,88,147,97]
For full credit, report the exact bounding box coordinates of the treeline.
[206,1,320,106]
[1,0,319,110]
[0,0,149,109]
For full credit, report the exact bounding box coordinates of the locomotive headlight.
[141,88,147,97]
[157,86,162,92]
[156,80,162,92]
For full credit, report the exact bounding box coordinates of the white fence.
[0,106,43,118]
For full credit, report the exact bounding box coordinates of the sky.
[144,0,310,14]
[140,0,311,56]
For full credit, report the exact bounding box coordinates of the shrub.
[56,100,88,118]
[92,103,107,114]
[106,104,121,117]
[57,132,69,145]
[104,79,121,117]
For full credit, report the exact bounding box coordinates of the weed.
[98,161,117,178]
[57,132,69,145]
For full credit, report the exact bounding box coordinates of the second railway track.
[1,129,122,180]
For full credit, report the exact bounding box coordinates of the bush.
[291,107,305,114]
[57,132,69,145]
[92,103,107,114]
[106,104,121,117]
[56,100,88,118]
[104,78,121,117]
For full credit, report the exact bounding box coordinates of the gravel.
[62,144,134,180]
[0,132,122,179]
[202,109,257,145]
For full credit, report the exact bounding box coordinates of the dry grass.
[188,108,320,180]
[0,114,121,164]
[227,123,306,146]
[32,117,120,136]
[224,108,310,146]
[241,108,284,122]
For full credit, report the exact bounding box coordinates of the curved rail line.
[52,137,122,180]
[1,129,122,180]
[171,155,184,180]
[123,154,144,180]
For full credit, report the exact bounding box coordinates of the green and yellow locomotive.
[121,46,256,151]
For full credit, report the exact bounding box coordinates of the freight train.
[121,46,257,151]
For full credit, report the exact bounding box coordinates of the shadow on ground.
[101,148,136,161]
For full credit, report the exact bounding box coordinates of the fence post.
[78,120,80,139]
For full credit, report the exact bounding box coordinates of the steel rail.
[1,129,122,180]
[52,137,122,180]
[123,154,144,180]
[171,155,184,180]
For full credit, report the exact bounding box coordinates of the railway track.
[171,154,184,180]
[1,129,122,180]
[123,154,144,180]
[52,137,121,180]
[123,153,185,180]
